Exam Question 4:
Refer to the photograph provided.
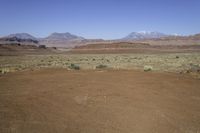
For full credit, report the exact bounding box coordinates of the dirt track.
[0,69,200,133]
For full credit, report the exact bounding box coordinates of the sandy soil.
[0,69,200,133]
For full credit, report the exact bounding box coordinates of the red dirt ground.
[0,69,200,133]
[71,42,200,54]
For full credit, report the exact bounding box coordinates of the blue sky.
[0,0,200,39]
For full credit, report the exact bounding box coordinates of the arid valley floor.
[0,44,200,133]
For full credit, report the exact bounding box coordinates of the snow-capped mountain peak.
[122,31,168,40]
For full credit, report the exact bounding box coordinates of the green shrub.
[96,64,107,69]
[69,64,80,70]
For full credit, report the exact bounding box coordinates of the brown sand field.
[0,69,200,133]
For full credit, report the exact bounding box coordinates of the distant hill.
[7,33,37,40]
[135,33,200,46]
[0,33,39,45]
[44,32,84,40]
[122,31,169,40]
[189,34,200,40]
[39,32,86,48]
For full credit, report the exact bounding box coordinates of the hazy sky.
[0,0,200,39]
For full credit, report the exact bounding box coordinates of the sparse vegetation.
[188,63,200,73]
[69,63,80,70]
[38,45,46,49]
[96,64,108,69]
[144,65,153,72]
[0,53,200,78]
[0,68,10,74]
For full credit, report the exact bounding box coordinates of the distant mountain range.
[7,33,37,40]
[0,32,200,47]
[0,33,39,45]
[39,32,86,47]
[122,31,169,40]
[44,32,84,40]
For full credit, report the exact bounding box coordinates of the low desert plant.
[144,65,153,72]
[38,45,46,49]
[96,64,108,69]
[189,63,200,73]
[69,64,80,70]
[0,68,10,74]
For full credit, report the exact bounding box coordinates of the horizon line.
[0,31,200,40]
